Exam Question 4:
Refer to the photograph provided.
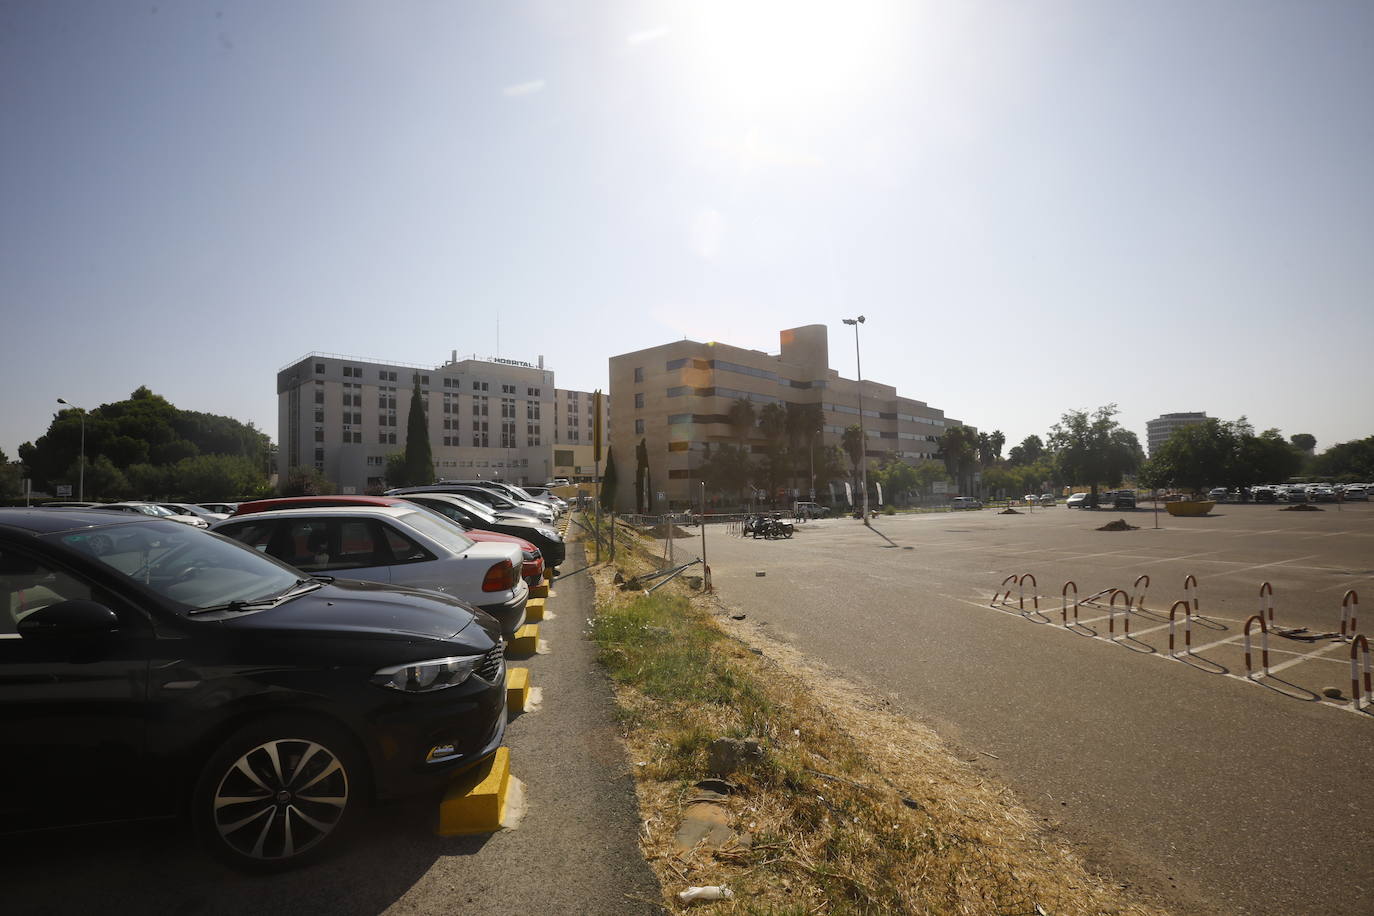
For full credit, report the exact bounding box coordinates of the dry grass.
[578,517,1171,916]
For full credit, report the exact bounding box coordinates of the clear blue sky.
[3,0,1372,461]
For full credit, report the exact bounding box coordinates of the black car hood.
[221,579,478,641]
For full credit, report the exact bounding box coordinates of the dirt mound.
[1281,504,1323,512]
[1097,519,1139,531]
[999,508,1021,515]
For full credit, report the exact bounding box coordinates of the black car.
[0,509,506,870]
[1111,491,1136,509]
[395,492,566,569]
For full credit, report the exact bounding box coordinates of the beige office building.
[608,325,968,512]
[277,351,607,494]
[1146,412,1209,457]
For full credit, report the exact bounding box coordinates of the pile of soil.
[1281,504,1323,512]
[999,508,1021,515]
[1097,519,1139,531]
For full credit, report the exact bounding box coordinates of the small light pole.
[56,397,86,502]
[841,316,869,525]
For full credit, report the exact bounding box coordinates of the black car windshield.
[51,522,302,611]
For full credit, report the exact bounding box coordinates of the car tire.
[193,716,366,871]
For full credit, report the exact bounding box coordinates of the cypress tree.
[600,446,618,511]
[403,374,434,486]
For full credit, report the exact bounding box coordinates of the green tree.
[634,438,649,514]
[1290,433,1316,453]
[385,453,408,488]
[785,402,825,494]
[1048,405,1142,502]
[980,465,1022,498]
[841,425,865,482]
[1136,418,1293,495]
[700,443,754,505]
[728,398,756,448]
[71,455,129,501]
[1311,436,1374,480]
[281,466,337,497]
[125,463,173,500]
[939,426,979,495]
[911,461,950,502]
[173,454,268,501]
[1007,435,1044,467]
[0,448,20,500]
[875,459,919,504]
[600,446,618,511]
[402,375,434,487]
[18,387,269,491]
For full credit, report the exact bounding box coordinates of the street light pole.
[56,397,85,502]
[841,316,868,526]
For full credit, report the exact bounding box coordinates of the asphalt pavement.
[674,502,1374,916]
[0,540,663,915]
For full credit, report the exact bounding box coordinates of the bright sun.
[682,0,899,112]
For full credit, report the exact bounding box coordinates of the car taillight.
[522,553,544,579]
[483,559,516,592]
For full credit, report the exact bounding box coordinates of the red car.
[231,496,544,587]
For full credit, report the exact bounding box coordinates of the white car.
[212,506,528,638]
[86,502,210,528]
[951,497,982,510]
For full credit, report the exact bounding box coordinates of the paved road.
[0,541,662,915]
[681,503,1374,916]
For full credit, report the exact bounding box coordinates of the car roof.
[234,495,408,515]
[218,505,417,522]
[0,507,168,535]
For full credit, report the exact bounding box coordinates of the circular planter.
[1166,500,1216,517]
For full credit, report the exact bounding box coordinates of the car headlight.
[537,527,559,539]
[372,655,483,693]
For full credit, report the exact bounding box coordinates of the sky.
[3,0,1372,462]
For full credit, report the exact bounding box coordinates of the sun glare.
[684,0,898,111]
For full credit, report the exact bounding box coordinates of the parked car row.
[1,477,569,871]
[1213,484,1370,503]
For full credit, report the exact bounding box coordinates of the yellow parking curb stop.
[506,623,540,656]
[507,666,531,712]
[525,597,546,621]
[437,746,511,836]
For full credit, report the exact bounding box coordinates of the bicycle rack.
[1339,590,1359,641]
[1168,600,1193,657]
[1061,581,1080,628]
[1258,581,1276,627]
[1022,574,1038,615]
[992,574,1017,608]
[1184,574,1199,614]
[1132,574,1151,612]
[1106,588,1132,639]
[1244,615,1270,678]
[1351,635,1371,710]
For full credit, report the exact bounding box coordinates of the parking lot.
[685,502,1374,916]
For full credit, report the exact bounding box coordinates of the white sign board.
[931,481,949,495]
[56,485,72,497]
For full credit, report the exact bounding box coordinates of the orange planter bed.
[1166,500,1215,517]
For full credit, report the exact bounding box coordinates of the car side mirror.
[17,600,120,640]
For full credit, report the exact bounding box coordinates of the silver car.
[212,506,528,638]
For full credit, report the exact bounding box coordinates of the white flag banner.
[844,482,853,505]
[876,483,883,505]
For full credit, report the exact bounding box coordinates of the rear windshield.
[396,509,475,554]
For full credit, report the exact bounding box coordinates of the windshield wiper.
[187,579,323,616]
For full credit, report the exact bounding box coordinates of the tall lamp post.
[56,397,86,502]
[841,316,868,525]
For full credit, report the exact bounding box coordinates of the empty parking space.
[685,502,1374,916]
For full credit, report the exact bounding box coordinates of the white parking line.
[958,592,1372,720]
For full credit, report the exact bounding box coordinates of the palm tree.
[728,398,756,448]
[785,402,825,496]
